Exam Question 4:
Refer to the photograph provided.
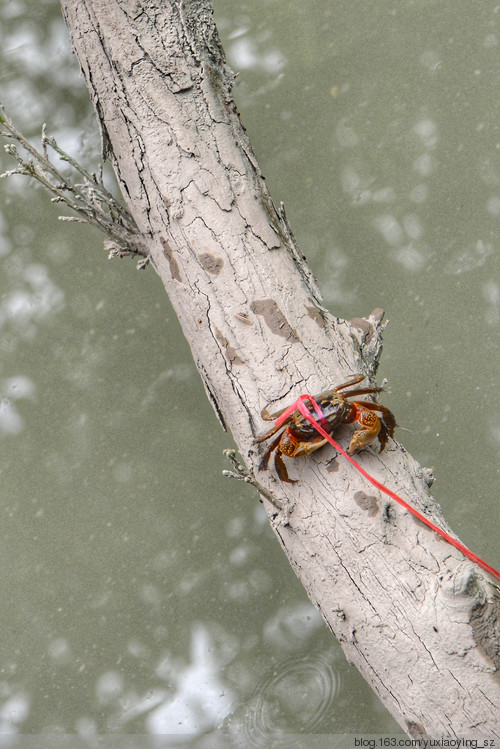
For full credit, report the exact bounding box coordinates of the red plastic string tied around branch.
[275,393,500,584]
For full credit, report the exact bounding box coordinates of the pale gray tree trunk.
[60,0,500,738]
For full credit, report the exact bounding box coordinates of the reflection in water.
[0,263,64,338]
[227,27,285,74]
[0,258,62,437]
[0,210,12,257]
[482,280,500,325]
[263,603,324,652]
[444,238,494,275]
[339,115,441,275]
[0,375,35,435]
[0,692,30,734]
[146,624,236,735]
[413,119,438,150]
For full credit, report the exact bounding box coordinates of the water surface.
[0,0,498,740]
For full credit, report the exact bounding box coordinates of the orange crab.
[253,374,396,483]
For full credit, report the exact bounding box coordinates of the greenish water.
[0,0,498,741]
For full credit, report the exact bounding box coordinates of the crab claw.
[347,408,381,454]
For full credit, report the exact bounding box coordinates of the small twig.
[42,126,135,229]
[222,448,285,513]
[0,102,148,266]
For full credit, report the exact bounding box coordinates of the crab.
[253,374,396,483]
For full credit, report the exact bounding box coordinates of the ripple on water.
[242,652,339,747]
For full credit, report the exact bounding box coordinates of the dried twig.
[0,102,148,266]
[223,448,292,521]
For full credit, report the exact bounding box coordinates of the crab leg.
[274,452,294,483]
[259,402,293,422]
[257,428,285,471]
[332,373,366,390]
[253,421,287,444]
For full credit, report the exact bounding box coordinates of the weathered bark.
[60,0,500,737]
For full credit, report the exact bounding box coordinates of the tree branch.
[53,0,500,737]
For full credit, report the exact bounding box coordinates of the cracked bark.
[60,0,500,738]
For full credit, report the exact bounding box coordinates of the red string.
[276,394,500,584]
